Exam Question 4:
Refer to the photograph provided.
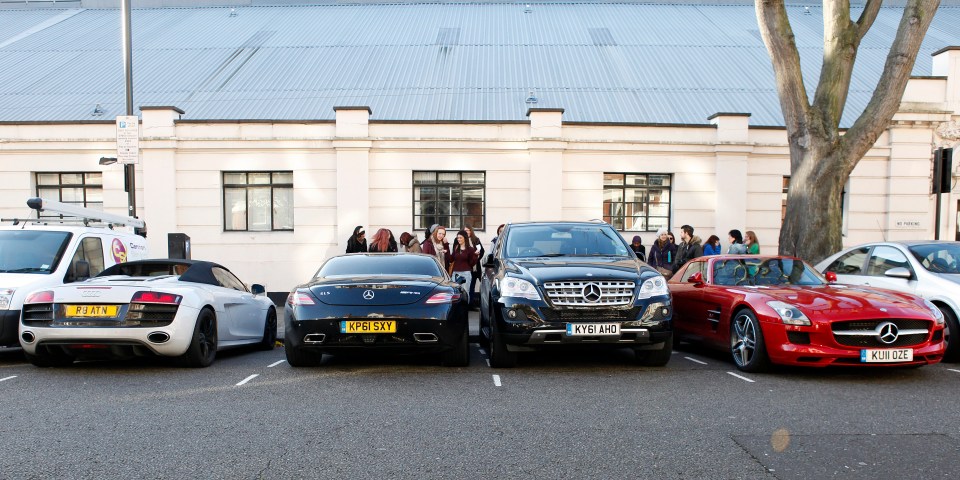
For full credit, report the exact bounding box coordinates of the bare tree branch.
[813,0,858,132]
[855,0,883,41]
[841,0,940,174]
[754,0,808,134]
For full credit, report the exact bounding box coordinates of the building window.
[413,171,485,231]
[35,172,103,218]
[782,176,790,222]
[602,173,671,231]
[223,172,293,232]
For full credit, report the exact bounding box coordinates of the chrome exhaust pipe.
[147,332,170,344]
[304,333,326,344]
[21,331,35,344]
[413,333,438,343]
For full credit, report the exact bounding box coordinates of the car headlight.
[922,299,945,325]
[0,288,15,310]
[766,301,811,326]
[499,277,542,301]
[637,276,669,299]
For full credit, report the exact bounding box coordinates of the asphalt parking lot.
[2,312,959,479]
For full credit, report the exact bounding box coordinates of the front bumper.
[0,309,18,347]
[762,320,945,367]
[19,305,200,357]
[495,296,672,350]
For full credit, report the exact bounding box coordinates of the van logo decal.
[111,239,127,263]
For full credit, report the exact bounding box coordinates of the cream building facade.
[2,48,960,295]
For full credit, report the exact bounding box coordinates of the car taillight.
[426,292,461,304]
[25,290,54,304]
[131,291,182,305]
[288,290,316,306]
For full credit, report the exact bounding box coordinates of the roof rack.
[19,198,147,235]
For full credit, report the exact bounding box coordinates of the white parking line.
[492,374,501,387]
[684,357,707,365]
[236,374,259,386]
[478,348,487,356]
[949,369,960,374]
[0,375,16,383]
[267,360,286,368]
[486,359,490,367]
[727,372,755,383]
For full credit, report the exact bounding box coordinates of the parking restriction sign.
[116,115,139,164]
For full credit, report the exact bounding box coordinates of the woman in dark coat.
[346,226,367,253]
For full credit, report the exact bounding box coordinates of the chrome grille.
[543,281,635,306]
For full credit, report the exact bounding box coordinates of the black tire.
[939,305,960,362]
[441,328,470,367]
[634,335,673,367]
[258,309,277,351]
[730,309,770,373]
[178,308,217,368]
[488,318,517,368]
[284,339,322,367]
[24,346,74,368]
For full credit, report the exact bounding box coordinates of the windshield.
[909,243,960,274]
[0,230,72,274]
[316,254,443,278]
[502,224,631,259]
[712,257,825,286]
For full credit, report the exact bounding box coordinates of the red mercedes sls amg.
[669,255,945,371]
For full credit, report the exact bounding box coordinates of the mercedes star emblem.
[362,290,375,300]
[581,283,602,303]
[877,321,899,344]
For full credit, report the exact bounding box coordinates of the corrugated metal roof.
[0,2,957,126]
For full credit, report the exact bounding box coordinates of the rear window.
[316,254,443,278]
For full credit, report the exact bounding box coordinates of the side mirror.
[825,271,838,283]
[74,260,91,282]
[251,284,266,295]
[688,271,704,285]
[884,267,912,280]
[453,274,467,285]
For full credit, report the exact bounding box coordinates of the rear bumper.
[285,315,467,354]
[19,305,200,357]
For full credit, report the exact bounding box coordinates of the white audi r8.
[19,259,277,367]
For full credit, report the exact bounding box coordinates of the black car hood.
[505,257,648,283]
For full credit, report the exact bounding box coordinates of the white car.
[815,241,960,361]
[19,259,277,367]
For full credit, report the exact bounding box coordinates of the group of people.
[638,226,760,279]
[345,224,507,305]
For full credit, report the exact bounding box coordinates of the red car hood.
[746,285,930,320]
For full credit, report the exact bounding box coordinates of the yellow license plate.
[65,305,119,318]
[340,320,396,334]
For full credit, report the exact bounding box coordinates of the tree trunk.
[778,137,845,264]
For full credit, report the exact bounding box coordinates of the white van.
[0,199,147,347]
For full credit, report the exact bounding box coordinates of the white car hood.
[0,273,56,289]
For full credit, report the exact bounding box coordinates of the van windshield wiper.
[0,267,50,273]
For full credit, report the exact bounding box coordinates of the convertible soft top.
[97,259,225,287]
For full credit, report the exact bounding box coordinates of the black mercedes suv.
[479,221,673,367]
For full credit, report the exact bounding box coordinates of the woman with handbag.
[450,230,479,303]
[648,227,676,278]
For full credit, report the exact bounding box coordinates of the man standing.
[672,224,703,273]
